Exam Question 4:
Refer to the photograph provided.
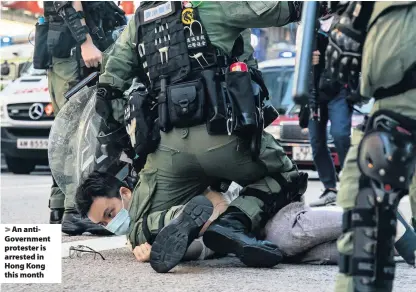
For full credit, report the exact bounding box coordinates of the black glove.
[325,14,365,90]
[95,84,123,122]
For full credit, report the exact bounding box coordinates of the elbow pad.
[54,1,88,45]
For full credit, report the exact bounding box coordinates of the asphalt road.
[1,169,414,292]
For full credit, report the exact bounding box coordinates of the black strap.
[373,61,416,99]
[77,11,85,19]
[142,213,156,245]
[67,11,85,21]
[342,208,376,233]
[84,9,104,41]
[339,254,395,280]
[239,186,289,218]
[141,209,168,245]
[47,15,64,22]
[339,254,350,274]
[240,187,276,207]
[158,210,168,232]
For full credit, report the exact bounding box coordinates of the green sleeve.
[198,2,294,54]
[201,1,293,29]
[99,17,140,92]
[239,29,258,68]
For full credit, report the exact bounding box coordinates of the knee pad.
[358,109,416,191]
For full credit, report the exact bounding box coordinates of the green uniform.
[48,54,80,210]
[335,2,416,291]
[99,1,296,247]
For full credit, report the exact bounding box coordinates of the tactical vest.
[136,1,217,92]
[132,1,270,160]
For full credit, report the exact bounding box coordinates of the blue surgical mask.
[105,198,131,235]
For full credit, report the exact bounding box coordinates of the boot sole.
[203,225,283,268]
[62,227,112,236]
[62,221,113,236]
[50,220,62,224]
[150,196,213,273]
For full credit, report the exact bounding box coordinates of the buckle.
[91,27,105,40]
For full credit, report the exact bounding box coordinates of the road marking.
[62,235,128,258]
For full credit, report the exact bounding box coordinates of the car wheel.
[5,156,36,174]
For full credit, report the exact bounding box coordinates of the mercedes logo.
[29,103,44,120]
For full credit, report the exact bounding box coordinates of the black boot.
[49,208,64,224]
[203,207,283,268]
[150,195,213,273]
[62,211,113,236]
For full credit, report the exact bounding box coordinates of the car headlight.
[265,124,281,140]
[0,99,11,127]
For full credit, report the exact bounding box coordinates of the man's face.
[88,187,132,226]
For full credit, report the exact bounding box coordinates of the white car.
[1,65,53,174]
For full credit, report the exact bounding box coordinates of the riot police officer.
[323,1,416,291]
[85,1,308,273]
[40,1,126,235]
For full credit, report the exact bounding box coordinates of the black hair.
[75,171,126,217]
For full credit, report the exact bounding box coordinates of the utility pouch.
[33,23,50,69]
[47,23,76,58]
[225,71,258,135]
[125,89,160,157]
[167,79,205,128]
[200,70,227,135]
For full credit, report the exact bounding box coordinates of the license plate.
[17,139,49,150]
[292,146,313,161]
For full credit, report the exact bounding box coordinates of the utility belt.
[124,64,278,168]
[134,63,277,161]
[158,65,268,135]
